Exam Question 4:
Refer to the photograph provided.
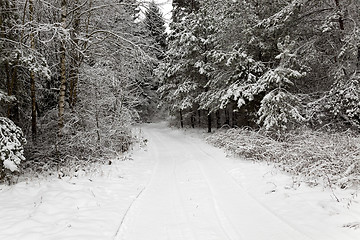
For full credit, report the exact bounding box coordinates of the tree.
[255,36,305,131]
[159,0,360,131]
[158,5,210,129]
[0,0,158,179]
[144,1,167,59]
[29,0,37,140]
[0,117,26,180]
[0,0,20,122]
[58,0,68,131]
[159,0,263,129]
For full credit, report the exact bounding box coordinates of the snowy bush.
[328,74,360,127]
[257,83,304,131]
[207,128,360,189]
[0,117,26,178]
[0,90,16,103]
[22,61,136,177]
[306,73,360,130]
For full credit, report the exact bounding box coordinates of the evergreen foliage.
[256,36,305,131]
[141,1,167,121]
[0,117,26,179]
[144,1,167,57]
[158,0,360,132]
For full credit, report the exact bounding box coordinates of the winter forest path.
[116,123,314,240]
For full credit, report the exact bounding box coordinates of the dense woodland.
[0,0,163,181]
[161,0,360,133]
[1,0,360,182]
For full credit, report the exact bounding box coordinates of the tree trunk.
[225,107,230,126]
[191,113,195,128]
[30,71,37,139]
[198,109,201,126]
[334,0,347,76]
[2,1,19,123]
[334,0,345,30]
[232,109,236,128]
[58,0,67,130]
[216,110,221,129]
[29,0,37,140]
[8,67,19,123]
[179,109,184,128]
[69,0,80,109]
[207,110,212,133]
[5,62,11,117]
[95,85,101,142]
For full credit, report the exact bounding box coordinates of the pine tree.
[0,0,20,121]
[158,2,212,128]
[172,0,200,22]
[144,1,167,59]
[0,117,26,180]
[256,36,305,131]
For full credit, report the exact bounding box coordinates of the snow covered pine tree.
[0,117,26,180]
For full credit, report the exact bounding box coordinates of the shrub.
[0,117,26,180]
[23,108,133,177]
[206,127,360,188]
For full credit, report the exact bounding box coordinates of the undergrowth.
[14,110,135,183]
[206,128,360,189]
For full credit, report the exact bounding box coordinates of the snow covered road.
[117,124,360,240]
[0,123,359,240]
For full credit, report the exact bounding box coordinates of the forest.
[1,0,360,185]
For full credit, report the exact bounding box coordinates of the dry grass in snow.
[206,128,360,189]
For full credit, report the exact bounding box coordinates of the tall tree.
[144,1,167,59]
[29,0,37,140]
[68,0,81,110]
[58,0,67,130]
[0,0,20,122]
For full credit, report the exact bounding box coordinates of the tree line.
[158,0,360,133]
[0,0,164,180]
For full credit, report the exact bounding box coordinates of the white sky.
[154,0,173,21]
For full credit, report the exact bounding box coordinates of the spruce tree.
[256,36,305,131]
[144,1,167,59]
[172,0,200,18]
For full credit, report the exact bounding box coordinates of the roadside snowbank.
[0,127,156,240]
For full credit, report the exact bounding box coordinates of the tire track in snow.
[113,187,145,239]
[114,127,162,240]
[167,155,198,240]
[192,138,314,240]
[173,139,241,240]
[118,124,313,240]
[155,128,228,239]
[116,126,197,240]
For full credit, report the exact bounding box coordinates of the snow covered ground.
[0,123,359,239]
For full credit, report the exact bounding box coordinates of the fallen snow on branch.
[0,117,26,174]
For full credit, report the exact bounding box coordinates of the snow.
[0,131,156,240]
[0,123,359,239]
[3,159,19,172]
[0,117,26,172]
